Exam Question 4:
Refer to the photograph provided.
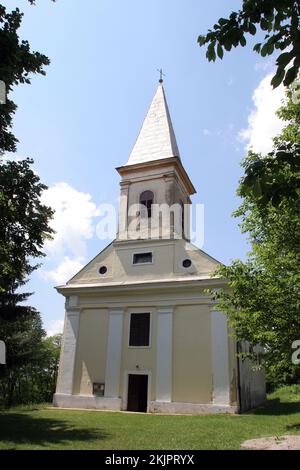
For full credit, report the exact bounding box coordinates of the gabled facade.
[53,81,265,414]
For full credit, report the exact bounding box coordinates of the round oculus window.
[182,259,192,269]
[99,266,107,275]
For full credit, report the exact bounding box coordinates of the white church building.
[53,80,265,414]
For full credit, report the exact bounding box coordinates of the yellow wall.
[69,237,219,287]
[72,302,232,405]
[173,305,212,403]
[73,308,108,395]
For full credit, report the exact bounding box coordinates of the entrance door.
[127,374,148,412]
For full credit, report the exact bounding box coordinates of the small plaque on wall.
[93,382,105,396]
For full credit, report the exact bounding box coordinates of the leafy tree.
[198,0,300,88]
[0,158,54,406]
[213,89,300,387]
[0,3,54,290]
[0,183,57,406]
[0,284,46,407]
[0,295,61,407]
[0,2,56,407]
[0,158,54,293]
[0,5,51,155]
[37,334,62,402]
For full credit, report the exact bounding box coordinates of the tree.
[0,301,62,406]
[0,158,54,293]
[0,283,46,407]
[0,2,54,290]
[0,158,54,406]
[0,3,55,406]
[0,5,51,155]
[37,334,62,402]
[198,0,300,88]
[213,90,300,386]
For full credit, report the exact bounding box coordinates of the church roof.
[126,81,180,166]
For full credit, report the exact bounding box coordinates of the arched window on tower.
[140,190,154,218]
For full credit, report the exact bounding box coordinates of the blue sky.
[4,0,285,335]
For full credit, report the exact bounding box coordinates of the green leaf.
[253,43,262,53]
[248,23,257,35]
[260,44,268,57]
[224,40,232,51]
[240,36,246,47]
[271,68,285,88]
[218,18,228,26]
[206,42,216,62]
[283,66,298,87]
[261,43,274,57]
[276,51,293,67]
[217,43,224,59]
[260,17,269,31]
[198,35,206,47]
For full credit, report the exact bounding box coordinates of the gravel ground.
[241,435,300,450]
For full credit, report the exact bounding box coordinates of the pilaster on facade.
[156,307,173,402]
[56,308,80,395]
[104,309,124,398]
[118,182,130,241]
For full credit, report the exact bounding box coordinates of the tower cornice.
[116,156,196,196]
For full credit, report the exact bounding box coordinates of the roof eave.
[55,276,227,297]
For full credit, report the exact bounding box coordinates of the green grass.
[0,386,299,450]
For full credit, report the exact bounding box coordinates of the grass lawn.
[0,386,299,450]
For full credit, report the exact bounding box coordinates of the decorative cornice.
[56,277,227,297]
[116,156,196,196]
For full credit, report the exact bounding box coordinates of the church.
[53,79,265,414]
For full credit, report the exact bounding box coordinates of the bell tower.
[116,80,196,242]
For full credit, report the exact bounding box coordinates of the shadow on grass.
[252,398,300,417]
[0,412,110,448]
[286,423,300,431]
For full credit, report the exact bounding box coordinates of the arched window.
[140,190,154,218]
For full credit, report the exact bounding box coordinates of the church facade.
[53,81,265,414]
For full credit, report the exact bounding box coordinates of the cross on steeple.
[157,68,165,83]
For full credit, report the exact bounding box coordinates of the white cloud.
[239,72,286,154]
[41,256,85,285]
[46,319,64,337]
[41,182,99,259]
[40,182,99,284]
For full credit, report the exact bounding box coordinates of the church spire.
[125,81,180,166]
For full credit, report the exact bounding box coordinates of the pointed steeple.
[126,81,180,166]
